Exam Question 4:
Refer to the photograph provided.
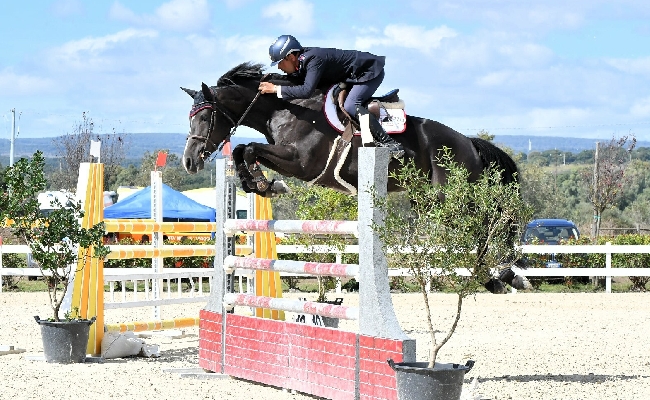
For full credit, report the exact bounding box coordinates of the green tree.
[114,164,141,187]
[585,136,636,237]
[374,149,531,366]
[0,152,109,321]
[476,129,495,141]
[520,163,558,218]
[49,112,126,191]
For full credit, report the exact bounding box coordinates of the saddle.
[332,83,403,122]
[311,85,407,195]
[324,84,407,135]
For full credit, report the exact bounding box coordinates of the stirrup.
[376,142,405,159]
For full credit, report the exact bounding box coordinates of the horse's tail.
[470,137,529,294]
[469,137,519,184]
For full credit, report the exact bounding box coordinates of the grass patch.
[105,280,212,293]
[4,275,648,294]
[15,279,52,292]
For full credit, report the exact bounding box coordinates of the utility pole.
[591,142,599,238]
[10,108,16,166]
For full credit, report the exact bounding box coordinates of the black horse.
[181,62,526,293]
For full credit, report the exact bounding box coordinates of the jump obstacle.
[62,147,416,399]
[199,148,416,400]
[67,164,278,355]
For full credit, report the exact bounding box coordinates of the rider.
[258,34,404,158]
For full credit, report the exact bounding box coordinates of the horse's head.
[182,63,266,174]
[181,83,234,173]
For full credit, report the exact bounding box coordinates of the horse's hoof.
[498,267,516,283]
[256,180,270,192]
[239,180,253,192]
[484,278,507,294]
[390,149,405,159]
[377,142,405,159]
[271,180,291,195]
[512,275,532,290]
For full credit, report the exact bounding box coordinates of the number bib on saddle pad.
[322,85,407,134]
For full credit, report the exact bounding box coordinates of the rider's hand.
[258,82,276,94]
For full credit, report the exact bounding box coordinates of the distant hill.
[1,132,647,160]
[0,133,187,158]
[492,135,650,154]
[0,133,259,160]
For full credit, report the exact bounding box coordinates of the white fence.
[0,245,215,309]
[520,243,650,293]
[3,243,650,298]
[275,243,650,294]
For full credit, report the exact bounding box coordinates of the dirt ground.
[1,290,649,399]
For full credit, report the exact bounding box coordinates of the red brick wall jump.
[199,309,409,400]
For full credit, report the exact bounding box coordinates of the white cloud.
[527,107,594,128]
[0,69,54,95]
[110,0,210,32]
[630,97,650,117]
[49,29,158,67]
[355,24,457,53]
[108,2,137,21]
[606,57,650,75]
[476,71,513,87]
[220,35,276,64]
[49,0,84,18]
[262,0,314,35]
[407,1,588,33]
[222,0,254,8]
[180,34,273,64]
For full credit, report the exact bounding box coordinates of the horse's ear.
[180,87,197,98]
[201,82,215,102]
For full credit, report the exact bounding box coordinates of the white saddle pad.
[323,85,407,134]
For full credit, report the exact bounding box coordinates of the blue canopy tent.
[104,183,216,222]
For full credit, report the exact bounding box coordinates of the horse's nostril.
[184,157,194,170]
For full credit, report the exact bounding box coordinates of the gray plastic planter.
[34,316,96,363]
[388,359,474,400]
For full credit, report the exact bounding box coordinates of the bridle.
[187,78,267,161]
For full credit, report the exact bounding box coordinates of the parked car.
[521,219,580,268]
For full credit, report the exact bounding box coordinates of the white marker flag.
[90,140,101,162]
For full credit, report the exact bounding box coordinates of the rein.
[217,90,261,152]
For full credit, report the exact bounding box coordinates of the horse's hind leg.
[484,277,507,294]
[484,261,532,293]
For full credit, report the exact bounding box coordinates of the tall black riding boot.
[356,105,405,159]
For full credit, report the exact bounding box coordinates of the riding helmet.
[269,35,302,66]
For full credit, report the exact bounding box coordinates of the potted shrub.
[373,149,531,400]
[0,151,109,363]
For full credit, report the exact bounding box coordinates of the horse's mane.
[217,62,264,86]
[216,61,315,97]
[217,62,300,87]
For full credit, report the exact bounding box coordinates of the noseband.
[188,101,234,160]
[187,83,264,160]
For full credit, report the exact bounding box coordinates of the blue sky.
[1,0,650,142]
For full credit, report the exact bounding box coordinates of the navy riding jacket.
[280,47,385,100]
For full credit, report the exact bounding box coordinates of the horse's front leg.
[241,143,302,197]
[232,143,292,197]
[234,143,273,194]
[232,144,257,193]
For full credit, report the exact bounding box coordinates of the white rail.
[4,243,650,296]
